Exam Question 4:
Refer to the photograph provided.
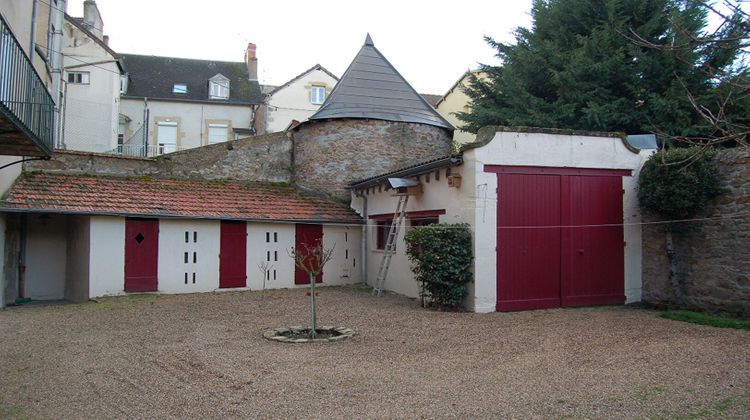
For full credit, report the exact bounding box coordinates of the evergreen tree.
[459,0,749,141]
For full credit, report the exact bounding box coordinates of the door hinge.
[623,241,627,247]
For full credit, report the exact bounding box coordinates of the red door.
[492,166,628,312]
[497,174,562,311]
[294,224,323,285]
[124,219,159,292]
[220,221,247,288]
[564,176,624,306]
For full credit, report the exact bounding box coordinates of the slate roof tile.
[120,54,262,105]
[308,35,453,130]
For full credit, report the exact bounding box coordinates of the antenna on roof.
[364,33,374,46]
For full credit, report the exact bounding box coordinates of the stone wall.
[642,148,750,317]
[25,131,293,183]
[292,119,452,199]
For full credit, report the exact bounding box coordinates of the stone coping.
[263,325,355,343]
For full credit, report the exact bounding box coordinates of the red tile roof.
[0,172,362,224]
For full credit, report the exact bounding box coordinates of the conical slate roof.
[308,34,453,130]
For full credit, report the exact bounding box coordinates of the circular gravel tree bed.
[263,326,355,343]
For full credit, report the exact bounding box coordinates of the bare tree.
[627,0,749,151]
[257,261,273,303]
[289,242,335,338]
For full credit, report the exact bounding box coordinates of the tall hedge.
[638,147,724,222]
[404,223,473,309]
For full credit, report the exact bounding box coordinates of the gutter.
[350,156,463,190]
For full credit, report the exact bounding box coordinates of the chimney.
[83,0,104,40]
[245,43,258,81]
[103,35,109,46]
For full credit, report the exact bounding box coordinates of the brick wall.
[642,148,750,316]
[292,119,452,199]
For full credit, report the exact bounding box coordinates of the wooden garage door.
[494,167,628,312]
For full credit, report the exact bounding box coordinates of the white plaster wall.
[351,167,471,299]
[0,157,22,197]
[25,214,67,300]
[322,225,361,285]
[88,216,125,297]
[157,219,220,293]
[119,99,253,152]
[266,68,337,133]
[62,20,120,152]
[246,223,296,290]
[354,131,652,312]
[467,131,653,311]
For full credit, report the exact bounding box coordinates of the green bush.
[638,147,724,221]
[404,223,473,309]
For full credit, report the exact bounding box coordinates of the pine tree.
[459,0,748,142]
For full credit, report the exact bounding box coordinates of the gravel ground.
[0,285,748,419]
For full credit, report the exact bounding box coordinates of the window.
[311,86,326,104]
[376,219,393,250]
[67,71,90,84]
[120,75,128,94]
[208,124,228,145]
[156,121,178,154]
[209,75,230,99]
[173,83,187,94]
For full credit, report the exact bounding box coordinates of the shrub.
[638,147,724,222]
[404,223,473,309]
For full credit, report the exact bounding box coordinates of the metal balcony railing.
[106,144,186,158]
[0,13,55,156]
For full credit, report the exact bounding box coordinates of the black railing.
[0,13,54,155]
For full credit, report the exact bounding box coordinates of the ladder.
[373,194,409,296]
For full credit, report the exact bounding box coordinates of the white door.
[208,124,228,145]
[157,122,178,155]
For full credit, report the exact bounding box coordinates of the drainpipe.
[29,0,38,66]
[59,80,68,148]
[50,0,66,145]
[142,97,149,156]
[359,192,368,285]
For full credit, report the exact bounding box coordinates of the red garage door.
[491,166,629,312]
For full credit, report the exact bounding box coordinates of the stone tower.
[292,34,453,199]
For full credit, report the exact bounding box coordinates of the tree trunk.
[665,230,683,305]
[309,272,317,338]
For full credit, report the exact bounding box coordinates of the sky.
[66,0,534,95]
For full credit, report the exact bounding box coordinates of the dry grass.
[1,285,749,419]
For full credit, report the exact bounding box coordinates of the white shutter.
[157,122,178,154]
[208,124,228,144]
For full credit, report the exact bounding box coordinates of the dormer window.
[173,83,187,94]
[209,74,230,100]
[311,85,326,104]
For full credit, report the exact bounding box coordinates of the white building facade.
[352,128,656,312]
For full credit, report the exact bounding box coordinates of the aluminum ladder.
[373,194,409,296]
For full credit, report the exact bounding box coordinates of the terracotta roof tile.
[0,172,362,224]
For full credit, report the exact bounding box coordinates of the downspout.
[29,0,38,66]
[142,97,149,156]
[59,80,68,148]
[358,192,368,285]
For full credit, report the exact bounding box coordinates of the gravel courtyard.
[1,286,748,419]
